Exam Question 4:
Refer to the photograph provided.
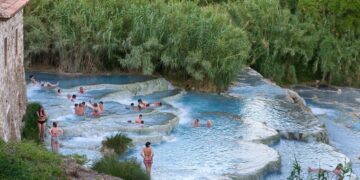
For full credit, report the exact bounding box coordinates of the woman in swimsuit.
[141,142,154,177]
[36,106,48,141]
[48,122,63,153]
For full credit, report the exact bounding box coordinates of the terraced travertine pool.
[26,69,358,179]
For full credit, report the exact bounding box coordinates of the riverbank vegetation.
[24,0,360,90]
[94,133,148,179]
[93,157,149,180]
[0,140,65,179]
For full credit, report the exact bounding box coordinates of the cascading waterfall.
[26,70,358,179]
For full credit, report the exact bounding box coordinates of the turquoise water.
[26,69,357,179]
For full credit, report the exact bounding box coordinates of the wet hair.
[38,106,43,111]
[75,103,78,107]
[72,94,76,99]
[99,101,103,104]
[53,122,57,127]
[159,102,162,106]
[82,102,85,105]
[57,89,61,93]
[138,99,142,103]
[131,103,134,106]
[196,119,199,122]
[145,142,151,147]
[139,114,143,117]
[29,75,33,79]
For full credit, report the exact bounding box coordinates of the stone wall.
[0,10,27,142]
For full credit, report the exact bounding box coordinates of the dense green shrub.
[22,103,42,142]
[93,156,149,180]
[0,140,65,179]
[24,0,360,89]
[24,0,250,91]
[227,0,360,86]
[102,133,133,155]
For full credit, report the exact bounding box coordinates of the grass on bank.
[0,140,65,180]
[95,133,149,179]
[93,156,149,180]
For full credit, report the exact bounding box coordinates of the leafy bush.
[102,133,133,155]
[22,103,42,142]
[92,156,149,180]
[24,0,250,91]
[0,140,65,179]
[227,0,360,87]
[24,0,360,89]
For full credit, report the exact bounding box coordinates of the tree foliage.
[227,0,360,86]
[24,0,250,91]
[24,0,360,89]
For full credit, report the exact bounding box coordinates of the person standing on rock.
[141,142,154,177]
[48,122,63,153]
[36,106,48,141]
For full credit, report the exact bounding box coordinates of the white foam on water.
[162,135,177,142]
[163,93,192,124]
[356,98,360,103]
[99,90,134,105]
[309,106,335,116]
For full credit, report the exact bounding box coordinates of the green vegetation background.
[24,0,360,91]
